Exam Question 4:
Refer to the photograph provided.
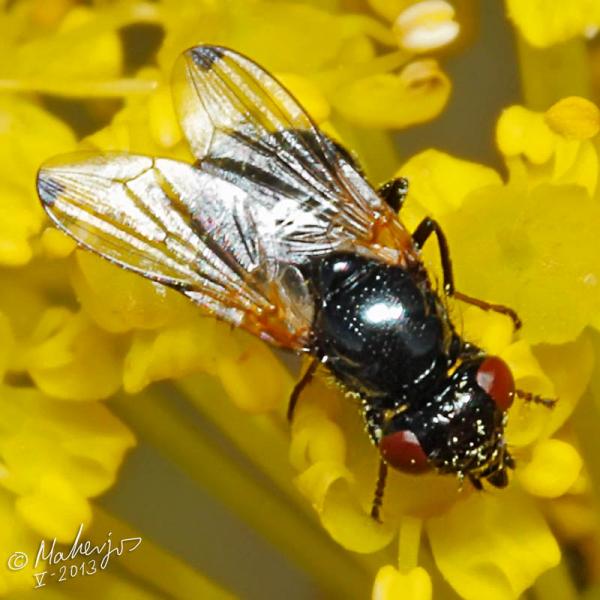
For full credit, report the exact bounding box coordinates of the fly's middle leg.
[412,217,522,330]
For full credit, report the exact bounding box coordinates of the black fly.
[36,45,554,521]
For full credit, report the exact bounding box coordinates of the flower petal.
[0,97,75,265]
[0,385,134,540]
[319,475,397,553]
[0,490,47,594]
[276,73,331,123]
[503,340,555,447]
[534,332,595,437]
[497,105,557,164]
[40,227,77,258]
[442,184,600,344]
[123,319,220,393]
[518,439,583,498]
[7,4,142,96]
[506,0,600,47]
[399,149,502,223]
[545,97,600,140]
[332,59,450,128]
[15,472,92,542]
[428,490,560,600]
[216,333,294,414]
[0,311,15,380]
[0,385,135,494]
[72,251,196,334]
[373,565,432,600]
[25,309,122,401]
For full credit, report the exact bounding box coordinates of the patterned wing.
[171,45,414,264]
[36,45,415,350]
[37,153,314,348]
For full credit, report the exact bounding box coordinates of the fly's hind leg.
[287,359,319,422]
[378,177,410,212]
[412,217,522,330]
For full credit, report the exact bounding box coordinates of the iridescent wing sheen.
[36,45,414,350]
[172,45,414,263]
[37,153,314,347]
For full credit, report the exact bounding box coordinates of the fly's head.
[377,356,515,489]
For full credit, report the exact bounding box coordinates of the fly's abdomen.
[310,253,449,398]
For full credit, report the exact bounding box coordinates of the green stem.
[92,507,235,600]
[63,571,164,600]
[397,516,422,572]
[112,388,372,599]
[177,374,387,578]
[177,374,294,505]
[398,515,423,573]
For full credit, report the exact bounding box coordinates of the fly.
[36,45,555,521]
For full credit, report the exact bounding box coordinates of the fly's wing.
[37,153,314,348]
[171,45,414,264]
[37,45,414,350]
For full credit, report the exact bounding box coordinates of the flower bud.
[394,0,459,53]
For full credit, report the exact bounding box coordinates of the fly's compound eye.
[476,356,515,411]
[379,430,431,474]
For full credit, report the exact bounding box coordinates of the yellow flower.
[373,565,432,600]
[0,0,598,598]
[427,490,560,599]
[0,384,135,540]
[0,97,75,265]
[289,100,598,597]
[506,0,600,47]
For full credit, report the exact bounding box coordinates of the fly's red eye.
[379,430,431,474]
[476,356,515,411]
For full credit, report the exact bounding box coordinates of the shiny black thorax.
[306,252,460,406]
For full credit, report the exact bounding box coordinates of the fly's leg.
[287,359,319,422]
[412,217,454,295]
[361,404,389,521]
[453,291,521,330]
[378,177,409,212]
[362,404,385,445]
[412,217,521,330]
[468,473,483,490]
[516,389,557,409]
[371,459,388,522]
[330,140,365,177]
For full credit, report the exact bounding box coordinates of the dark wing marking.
[36,45,416,350]
[172,45,415,263]
[37,153,314,348]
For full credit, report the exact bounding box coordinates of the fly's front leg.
[378,177,409,212]
[516,389,557,409]
[371,459,388,522]
[412,217,521,330]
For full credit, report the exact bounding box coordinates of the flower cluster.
[0,0,599,598]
